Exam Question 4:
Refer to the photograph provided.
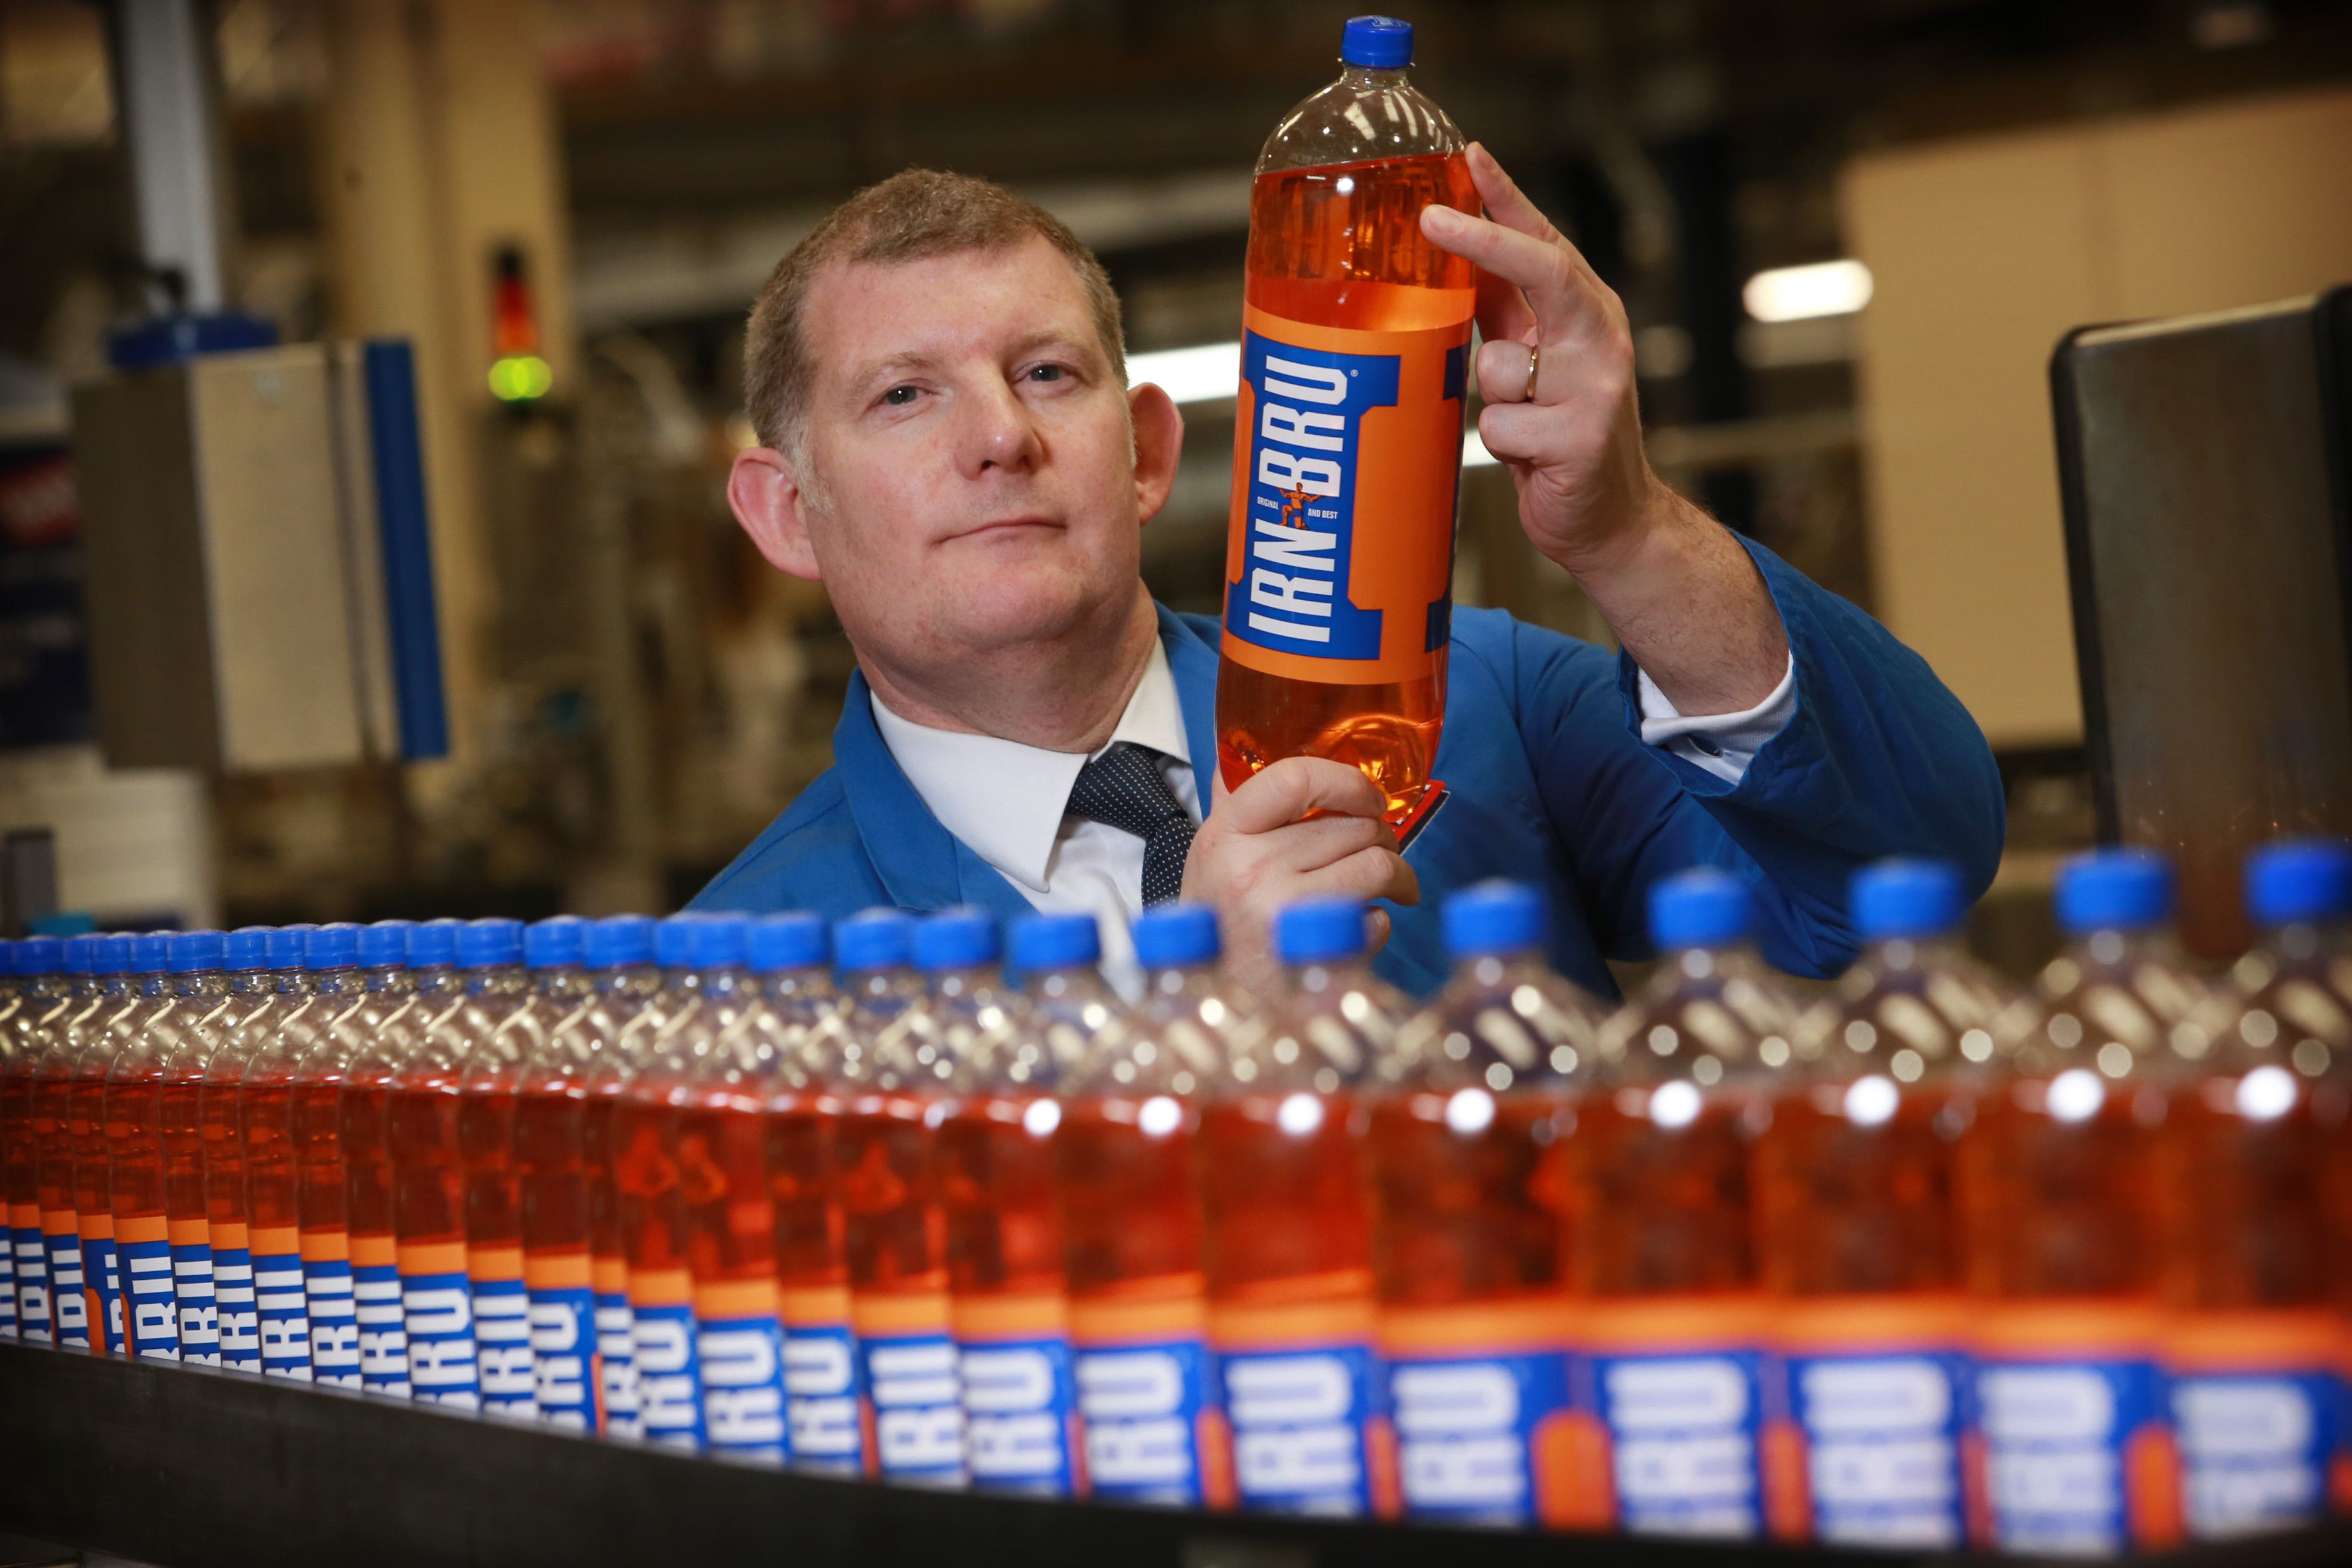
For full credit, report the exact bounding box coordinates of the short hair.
[743,169,1127,459]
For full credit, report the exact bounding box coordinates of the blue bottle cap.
[915,908,1001,973]
[679,914,748,970]
[18,935,64,976]
[457,917,526,969]
[305,923,362,970]
[407,918,463,969]
[224,927,273,973]
[1009,912,1097,974]
[1275,898,1368,965]
[1340,15,1413,68]
[834,909,915,975]
[1133,905,1220,971]
[746,912,828,975]
[1443,881,1546,959]
[654,914,707,970]
[356,920,413,969]
[2055,849,2173,936]
[524,915,587,971]
[130,932,173,974]
[168,930,225,974]
[582,915,655,971]
[1851,859,1966,942]
[2245,838,2352,928]
[266,925,315,969]
[94,933,139,975]
[1648,868,1753,951]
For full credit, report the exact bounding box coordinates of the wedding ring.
[1520,341,1541,402]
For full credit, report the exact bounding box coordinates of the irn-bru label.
[1773,1296,1970,1549]
[857,1291,968,1488]
[1972,1300,2177,1556]
[398,1239,481,1410]
[210,1223,262,1372]
[13,1210,52,1344]
[955,1292,1083,1498]
[696,1278,790,1464]
[1585,1295,1771,1539]
[781,1285,864,1476]
[2167,1308,2341,1540]
[80,1215,123,1356]
[303,1229,360,1388]
[1220,306,1470,684]
[351,1235,410,1397]
[43,1212,89,1350]
[117,1217,179,1363]
[593,1254,639,1439]
[0,1212,14,1339]
[526,1251,598,1434]
[251,1226,313,1381]
[469,1247,538,1419]
[170,1219,219,1365]
[1213,1292,1398,1518]
[1072,1291,1232,1509]
[1380,1298,1601,1529]
[631,1267,706,1450]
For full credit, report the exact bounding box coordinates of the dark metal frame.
[7,1345,2352,1568]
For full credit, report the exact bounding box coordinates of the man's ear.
[1129,380,1185,526]
[728,445,823,580]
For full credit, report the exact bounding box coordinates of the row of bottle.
[1,840,2347,1554]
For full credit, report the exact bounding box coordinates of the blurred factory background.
[3,0,2350,975]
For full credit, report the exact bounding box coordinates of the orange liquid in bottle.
[835,1099,947,1298]
[1755,1089,1961,1298]
[763,1097,843,1293]
[938,1097,1065,1300]
[388,1085,467,1252]
[1058,1100,1203,1299]
[677,1095,775,1291]
[1197,1094,1372,1304]
[1365,1096,1573,1308]
[1216,151,1477,823]
[516,1087,589,1260]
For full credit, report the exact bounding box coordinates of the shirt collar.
[868,639,1190,896]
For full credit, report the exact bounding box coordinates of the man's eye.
[882,385,919,406]
[1027,364,1067,383]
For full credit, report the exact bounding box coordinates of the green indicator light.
[489,354,553,402]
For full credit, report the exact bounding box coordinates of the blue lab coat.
[690,539,2005,997]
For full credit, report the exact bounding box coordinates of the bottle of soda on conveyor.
[1215,15,1476,830]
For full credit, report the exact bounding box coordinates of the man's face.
[781,237,1153,674]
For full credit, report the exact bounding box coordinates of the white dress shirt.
[871,639,1796,996]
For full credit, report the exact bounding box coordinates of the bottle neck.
[595,965,659,998]
[173,971,229,1000]
[1338,63,1408,88]
[365,963,412,994]
[461,964,528,998]
[228,971,272,998]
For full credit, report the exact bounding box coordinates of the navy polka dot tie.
[1066,742,1197,907]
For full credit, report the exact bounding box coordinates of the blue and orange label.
[117,1215,179,1363]
[351,1234,410,1397]
[857,1290,968,1488]
[12,1208,50,1344]
[630,1266,706,1451]
[698,1277,791,1464]
[2166,1308,2340,1541]
[1212,1289,1399,1518]
[1583,1294,1771,1539]
[525,1251,599,1434]
[0,1208,14,1340]
[469,1245,539,1419]
[80,1210,123,1356]
[955,1291,1083,1498]
[251,1224,313,1381]
[303,1227,360,1388]
[42,1210,88,1350]
[398,1239,481,1410]
[1072,1289,1233,1509]
[1771,1294,1970,1549]
[169,1217,219,1366]
[1971,1299,2178,1555]
[593,1253,638,1439]
[210,1219,262,1372]
[1380,1297,1604,1529]
[1221,306,1469,686]
[781,1284,864,1476]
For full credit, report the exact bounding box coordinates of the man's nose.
[956,376,1044,478]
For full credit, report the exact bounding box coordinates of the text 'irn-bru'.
[1215,15,1473,826]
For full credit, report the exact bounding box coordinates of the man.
[697,153,2003,998]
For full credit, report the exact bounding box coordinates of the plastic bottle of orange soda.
[1217,15,1476,826]
[1755,860,2029,1548]
[1575,869,1802,1539]
[1369,880,1608,1528]
[1960,849,2201,1555]
[1056,903,1246,1510]
[2153,840,2352,1539]
[1198,895,1410,1518]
